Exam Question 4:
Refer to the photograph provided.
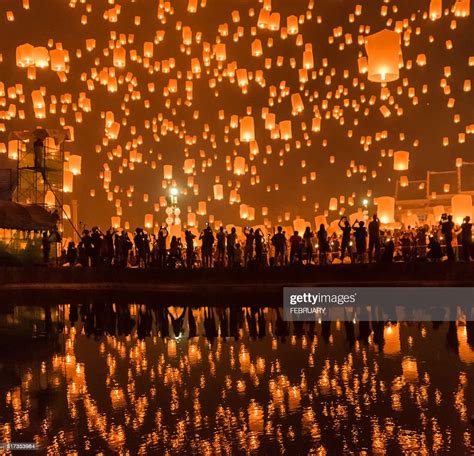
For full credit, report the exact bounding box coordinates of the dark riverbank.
[0,262,472,306]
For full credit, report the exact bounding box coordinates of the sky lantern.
[64,170,74,193]
[233,156,246,175]
[429,0,442,20]
[279,120,292,140]
[291,93,304,114]
[303,48,314,69]
[451,194,472,224]
[240,116,255,142]
[111,216,121,228]
[393,151,409,170]
[113,46,126,68]
[454,0,470,17]
[375,196,395,224]
[69,155,82,175]
[144,213,153,229]
[33,46,50,68]
[16,43,34,67]
[50,49,67,72]
[163,164,173,179]
[213,184,224,200]
[239,204,249,219]
[365,29,401,82]
[329,198,338,211]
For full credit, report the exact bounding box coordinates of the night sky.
[0,0,472,232]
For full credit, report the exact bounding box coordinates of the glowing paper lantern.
[113,47,126,68]
[233,156,246,175]
[213,184,224,200]
[429,0,442,20]
[454,0,470,17]
[68,155,82,175]
[111,216,121,229]
[33,47,50,68]
[240,116,255,142]
[329,198,338,211]
[49,49,67,72]
[240,204,249,219]
[16,43,34,67]
[393,151,409,170]
[163,164,173,179]
[365,29,401,82]
[64,170,74,193]
[375,196,395,224]
[144,213,153,229]
[451,194,473,224]
[279,120,292,140]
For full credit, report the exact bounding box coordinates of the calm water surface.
[1,301,474,455]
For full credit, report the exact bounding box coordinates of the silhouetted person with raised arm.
[271,226,286,266]
[216,226,226,266]
[226,227,237,266]
[339,216,352,261]
[352,219,367,263]
[461,216,473,261]
[368,214,381,263]
[317,224,329,265]
[303,226,314,265]
[440,214,455,261]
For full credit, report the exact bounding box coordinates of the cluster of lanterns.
[0,0,472,233]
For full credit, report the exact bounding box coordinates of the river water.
[1,301,474,455]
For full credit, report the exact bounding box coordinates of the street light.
[166,187,180,226]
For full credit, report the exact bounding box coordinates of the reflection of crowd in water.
[65,303,470,353]
[44,213,473,267]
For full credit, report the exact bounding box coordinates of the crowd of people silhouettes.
[43,213,473,268]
